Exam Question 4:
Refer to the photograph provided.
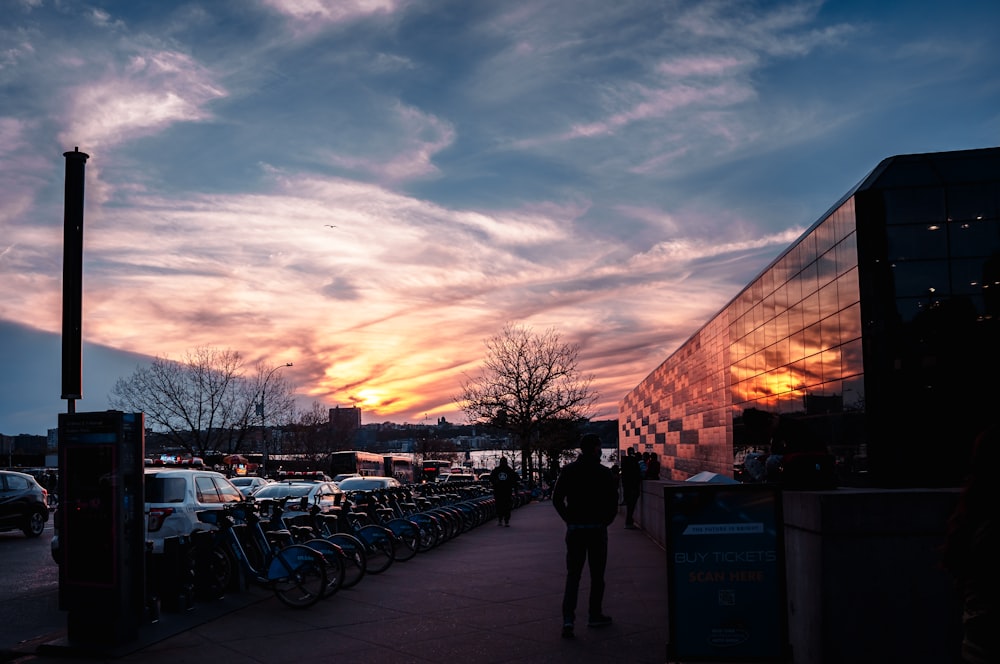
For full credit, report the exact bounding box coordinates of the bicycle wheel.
[196,543,233,600]
[357,525,395,574]
[385,519,420,561]
[409,513,441,550]
[457,505,476,532]
[327,533,367,589]
[270,544,327,608]
[302,538,346,598]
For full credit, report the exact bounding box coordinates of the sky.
[2,0,999,436]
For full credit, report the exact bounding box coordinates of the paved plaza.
[12,500,670,664]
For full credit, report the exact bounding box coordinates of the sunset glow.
[1,1,998,435]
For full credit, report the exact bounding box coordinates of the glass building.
[619,147,1000,487]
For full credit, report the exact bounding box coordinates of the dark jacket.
[620,454,641,489]
[553,455,617,527]
[490,465,517,497]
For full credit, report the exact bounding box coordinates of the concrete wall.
[635,481,963,664]
[636,479,667,548]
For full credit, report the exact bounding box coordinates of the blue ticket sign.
[665,484,789,662]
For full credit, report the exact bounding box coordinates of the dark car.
[0,470,50,537]
[335,476,401,491]
[230,475,271,497]
[253,480,343,514]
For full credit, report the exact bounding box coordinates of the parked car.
[335,476,401,491]
[252,480,343,514]
[332,473,361,483]
[0,470,49,537]
[145,468,244,553]
[229,475,271,497]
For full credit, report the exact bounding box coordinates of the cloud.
[323,102,456,182]
[563,81,756,141]
[87,7,126,30]
[2,0,999,435]
[12,0,41,12]
[61,50,226,151]
[473,0,858,189]
[1,157,790,424]
[318,274,361,302]
[0,118,51,230]
[657,54,755,79]
[674,0,855,57]
[259,0,404,34]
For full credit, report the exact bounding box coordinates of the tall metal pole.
[61,148,90,413]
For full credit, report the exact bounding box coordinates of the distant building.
[2,433,48,466]
[620,147,1000,488]
[329,406,361,429]
[329,406,362,448]
[452,434,505,450]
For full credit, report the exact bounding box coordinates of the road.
[0,522,64,654]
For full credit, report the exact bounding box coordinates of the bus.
[419,459,451,483]
[328,451,384,478]
[383,455,415,484]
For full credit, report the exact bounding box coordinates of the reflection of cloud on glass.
[801,323,823,357]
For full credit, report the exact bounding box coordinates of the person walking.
[621,447,641,530]
[553,433,618,638]
[490,457,517,527]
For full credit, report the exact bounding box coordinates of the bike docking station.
[42,410,146,655]
[37,411,267,660]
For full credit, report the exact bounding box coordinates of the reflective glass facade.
[620,147,1000,487]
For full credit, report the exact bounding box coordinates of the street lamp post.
[261,362,292,477]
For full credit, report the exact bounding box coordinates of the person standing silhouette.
[620,447,641,529]
[490,457,517,527]
[553,433,618,638]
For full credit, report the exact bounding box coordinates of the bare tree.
[109,347,295,458]
[537,416,587,479]
[285,401,336,457]
[250,361,296,464]
[412,437,460,464]
[456,323,597,484]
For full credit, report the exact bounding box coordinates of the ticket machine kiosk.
[57,411,145,645]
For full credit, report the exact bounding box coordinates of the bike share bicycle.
[348,489,423,561]
[195,502,328,608]
[324,492,397,573]
[280,497,397,586]
[259,497,347,598]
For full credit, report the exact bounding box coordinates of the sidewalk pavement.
[15,501,670,663]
